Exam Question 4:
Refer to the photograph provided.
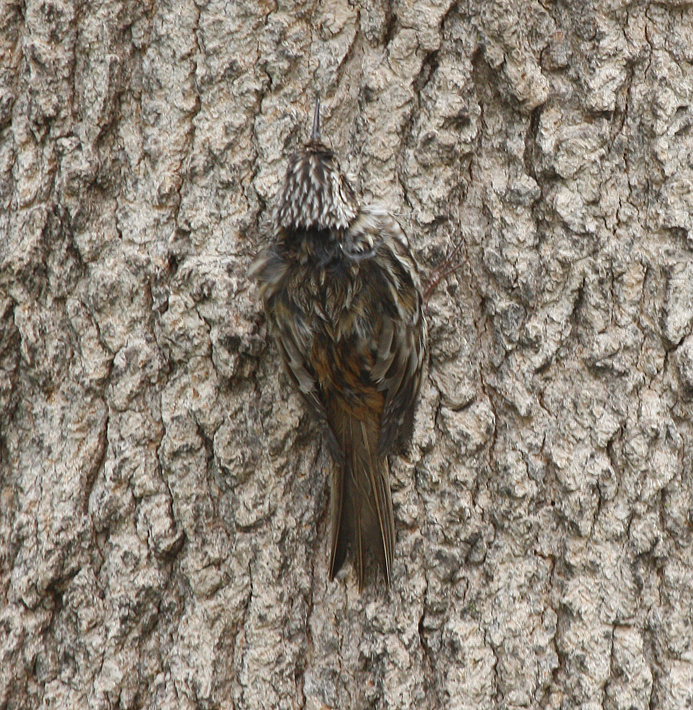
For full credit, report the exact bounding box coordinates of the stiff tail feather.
[328,411,395,588]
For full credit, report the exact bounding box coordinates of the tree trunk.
[2,1,693,708]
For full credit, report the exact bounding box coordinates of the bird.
[250,98,427,588]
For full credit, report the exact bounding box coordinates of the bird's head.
[274,99,359,231]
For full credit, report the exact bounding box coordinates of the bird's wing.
[271,293,343,463]
[364,216,427,457]
[372,307,426,457]
[251,244,327,423]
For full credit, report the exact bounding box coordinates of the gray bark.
[2,0,693,708]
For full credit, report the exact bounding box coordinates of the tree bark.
[2,1,693,708]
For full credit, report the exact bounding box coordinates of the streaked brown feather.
[250,102,426,588]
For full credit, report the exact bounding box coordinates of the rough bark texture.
[2,1,693,708]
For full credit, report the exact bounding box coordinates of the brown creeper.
[250,99,427,588]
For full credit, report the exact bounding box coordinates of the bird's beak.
[311,96,321,142]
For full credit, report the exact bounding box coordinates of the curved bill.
[311,96,321,142]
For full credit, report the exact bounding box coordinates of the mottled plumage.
[250,100,426,588]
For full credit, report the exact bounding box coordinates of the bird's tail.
[328,411,395,588]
